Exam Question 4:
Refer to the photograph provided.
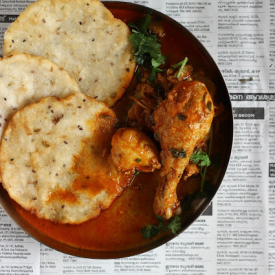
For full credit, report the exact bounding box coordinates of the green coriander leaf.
[141,34,162,60]
[138,14,151,34]
[135,158,142,163]
[152,54,166,68]
[129,33,159,57]
[141,215,163,239]
[164,215,182,234]
[156,215,165,229]
[128,14,151,34]
[190,151,211,167]
[128,22,140,32]
[170,148,186,158]
[129,33,162,66]
[172,59,187,69]
[129,32,144,54]
[132,29,139,34]
[141,215,180,239]
[177,57,188,79]
[129,32,149,57]
[129,14,166,82]
[134,169,140,176]
[172,57,188,68]
[148,67,163,84]
[141,225,159,239]
[201,158,211,167]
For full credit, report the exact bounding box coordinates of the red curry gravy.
[10,7,214,251]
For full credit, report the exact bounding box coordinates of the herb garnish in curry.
[127,15,214,238]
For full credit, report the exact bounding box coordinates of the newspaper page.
[0,0,271,274]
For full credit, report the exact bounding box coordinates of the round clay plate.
[0,1,233,259]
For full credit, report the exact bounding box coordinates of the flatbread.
[3,0,136,106]
[0,52,81,139]
[0,93,132,224]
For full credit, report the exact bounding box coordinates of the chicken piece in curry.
[110,64,215,220]
[108,48,217,223]
[152,81,214,219]
[111,128,161,174]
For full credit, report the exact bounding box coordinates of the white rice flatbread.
[0,52,81,139]
[3,0,136,106]
[0,93,132,224]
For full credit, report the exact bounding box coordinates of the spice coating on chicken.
[111,128,161,174]
[152,81,214,219]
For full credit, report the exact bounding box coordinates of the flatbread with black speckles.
[0,52,81,139]
[0,93,132,224]
[3,0,136,106]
